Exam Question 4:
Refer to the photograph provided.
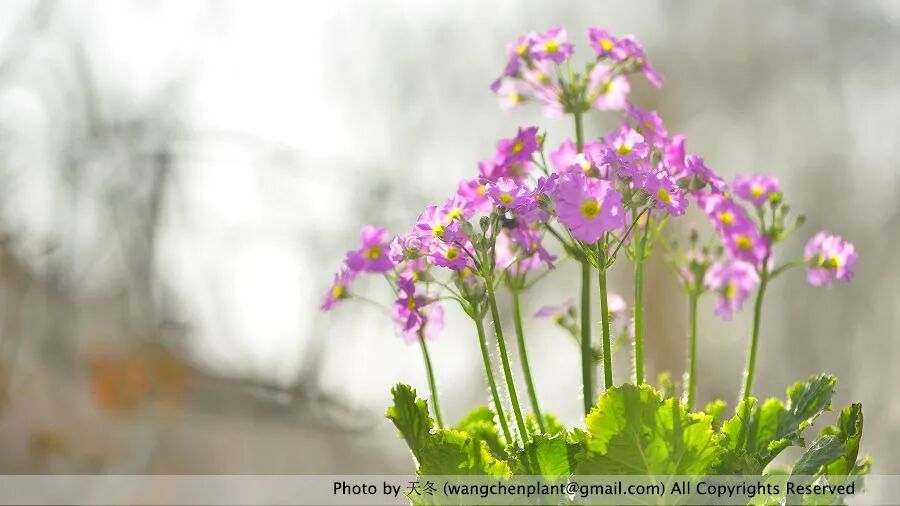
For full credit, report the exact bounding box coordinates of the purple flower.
[734,175,780,206]
[498,126,540,164]
[722,221,768,267]
[644,171,688,216]
[392,277,445,343]
[530,27,573,64]
[321,268,357,311]
[606,127,650,165]
[535,298,575,321]
[496,79,527,111]
[427,240,471,270]
[550,139,606,175]
[701,194,753,235]
[625,104,667,147]
[441,194,476,223]
[704,260,760,319]
[389,233,423,263]
[490,34,534,92]
[487,177,529,210]
[615,36,664,87]
[414,206,464,244]
[663,134,687,177]
[553,173,625,243]
[684,155,726,193]
[589,63,630,111]
[587,28,620,58]
[804,232,857,286]
[456,178,492,212]
[497,224,555,272]
[345,226,395,273]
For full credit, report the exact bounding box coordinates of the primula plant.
[322,27,868,503]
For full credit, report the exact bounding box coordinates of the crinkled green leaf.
[387,384,510,477]
[717,374,836,473]
[455,406,506,458]
[704,400,727,431]
[791,435,845,477]
[525,412,566,437]
[819,403,863,478]
[386,383,434,461]
[417,429,511,477]
[510,434,570,480]
[572,384,723,475]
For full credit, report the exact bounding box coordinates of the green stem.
[598,259,614,390]
[633,231,646,385]
[511,290,545,433]
[473,316,513,444]
[485,282,530,444]
[573,109,594,416]
[417,329,444,428]
[580,262,594,414]
[741,266,769,403]
[685,292,699,411]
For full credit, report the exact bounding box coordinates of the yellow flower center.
[445,247,460,260]
[446,208,463,221]
[725,282,737,300]
[517,43,528,56]
[364,245,382,260]
[600,80,612,95]
[544,40,559,53]
[411,271,420,282]
[407,298,417,310]
[461,267,473,278]
[824,254,842,269]
[656,188,672,204]
[510,91,521,104]
[511,140,524,154]
[599,38,614,52]
[476,185,486,196]
[580,200,601,219]
[331,284,344,299]
[616,144,632,156]
[736,235,753,250]
[499,193,514,205]
[432,224,445,239]
[750,185,765,198]
[718,211,735,226]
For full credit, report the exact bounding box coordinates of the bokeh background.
[0,0,898,474]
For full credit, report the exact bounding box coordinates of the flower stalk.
[511,289,546,432]
[685,292,699,410]
[573,109,595,416]
[632,223,647,385]
[485,281,530,443]
[598,250,614,389]
[417,328,444,428]
[472,315,514,444]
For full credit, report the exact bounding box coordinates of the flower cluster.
[321,28,860,453]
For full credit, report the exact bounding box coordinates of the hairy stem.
[473,316,513,444]
[418,329,444,428]
[598,258,614,390]
[486,282,530,444]
[741,265,769,403]
[574,109,594,416]
[512,290,545,432]
[685,292,699,411]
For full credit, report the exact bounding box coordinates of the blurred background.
[0,0,898,474]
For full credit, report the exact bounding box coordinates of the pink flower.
[498,126,540,165]
[414,206,464,245]
[587,28,620,58]
[589,63,630,110]
[497,79,527,111]
[553,173,625,243]
[486,177,529,210]
[345,226,395,273]
[321,268,357,311]
[704,260,760,319]
[535,298,575,320]
[734,175,780,206]
[456,178,492,213]
[722,221,768,267]
[392,276,445,343]
[625,104,667,147]
[684,155,726,193]
[530,27,573,64]
[490,34,534,92]
[606,127,650,165]
[644,171,688,216]
[389,233,423,263]
[804,232,857,286]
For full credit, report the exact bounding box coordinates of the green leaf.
[386,383,434,461]
[572,384,723,475]
[790,435,845,477]
[455,406,506,458]
[387,384,510,477]
[704,400,727,431]
[510,434,570,480]
[525,412,567,437]
[818,403,863,478]
[717,374,836,473]
[417,429,511,477]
